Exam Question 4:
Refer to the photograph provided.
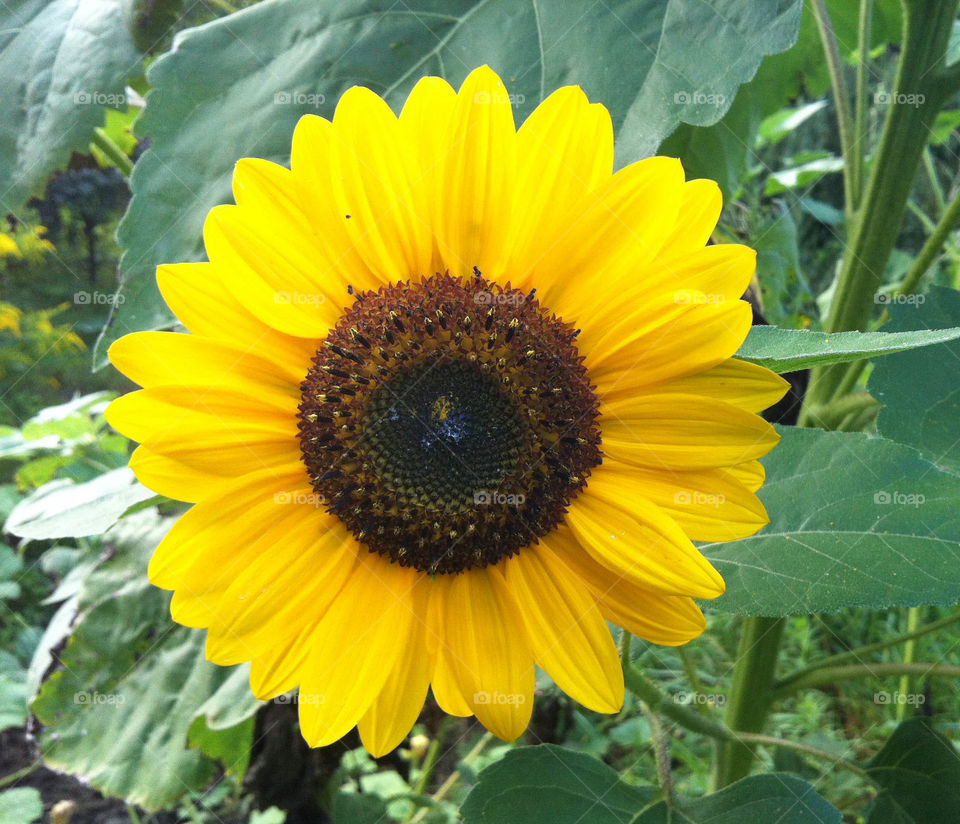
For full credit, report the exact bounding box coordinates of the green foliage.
[735,324,960,372]
[0,0,142,211]
[706,426,960,615]
[0,789,42,824]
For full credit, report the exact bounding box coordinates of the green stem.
[805,391,880,430]
[896,607,921,722]
[811,0,857,218]
[0,760,40,789]
[802,0,960,415]
[852,0,873,211]
[408,732,493,824]
[91,127,133,176]
[712,617,785,789]
[126,804,143,824]
[621,634,731,739]
[772,661,960,700]
[205,0,238,13]
[897,184,960,297]
[923,147,946,212]
[734,733,873,782]
[776,609,960,691]
[640,701,674,799]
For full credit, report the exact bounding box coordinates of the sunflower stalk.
[802,0,960,419]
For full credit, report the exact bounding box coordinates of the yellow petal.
[587,298,753,395]
[727,459,766,492]
[108,331,305,394]
[546,525,706,645]
[157,262,317,367]
[505,548,623,713]
[565,470,725,598]
[600,393,780,470]
[435,568,533,740]
[329,86,433,282]
[661,358,790,414]
[358,577,432,756]
[298,555,422,747]
[604,460,769,542]
[657,178,722,255]
[507,86,613,278]
[129,445,222,503]
[434,66,518,276]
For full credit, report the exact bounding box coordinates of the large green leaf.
[95,0,803,365]
[461,744,656,824]
[734,325,960,372]
[869,286,960,475]
[4,467,155,540]
[0,788,42,824]
[633,774,840,823]
[866,718,960,824]
[31,511,261,811]
[0,0,142,211]
[704,426,960,615]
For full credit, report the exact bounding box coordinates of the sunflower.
[106,66,787,755]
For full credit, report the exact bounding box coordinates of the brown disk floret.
[297,273,601,574]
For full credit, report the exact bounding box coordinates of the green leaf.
[704,426,960,615]
[0,788,43,824]
[0,0,142,211]
[869,286,960,475]
[31,511,261,811]
[331,793,391,824]
[866,718,960,824]
[632,774,840,824]
[735,325,960,372]
[4,467,155,540]
[765,154,844,195]
[187,715,255,780]
[0,546,23,602]
[461,744,656,824]
[95,0,804,365]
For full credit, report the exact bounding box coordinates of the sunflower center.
[297,274,601,574]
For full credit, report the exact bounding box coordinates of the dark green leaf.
[96,0,804,365]
[461,744,655,824]
[0,0,141,210]
[735,325,960,372]
[705,426,960,615]
[869,286,960,475]
[866,718,960,824]
[633,774,840,824]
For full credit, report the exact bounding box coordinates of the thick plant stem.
[811,0,857,218]
[771,661,960,700]
[803,0,960,416]
[852,0,873,211]
[712,617,784,790]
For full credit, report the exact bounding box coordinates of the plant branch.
[852,0,874,211]
[772,661,960,700]
[91,127,133,176]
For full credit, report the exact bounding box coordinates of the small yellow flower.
[0,233,21,258]
[106,67,787,755]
